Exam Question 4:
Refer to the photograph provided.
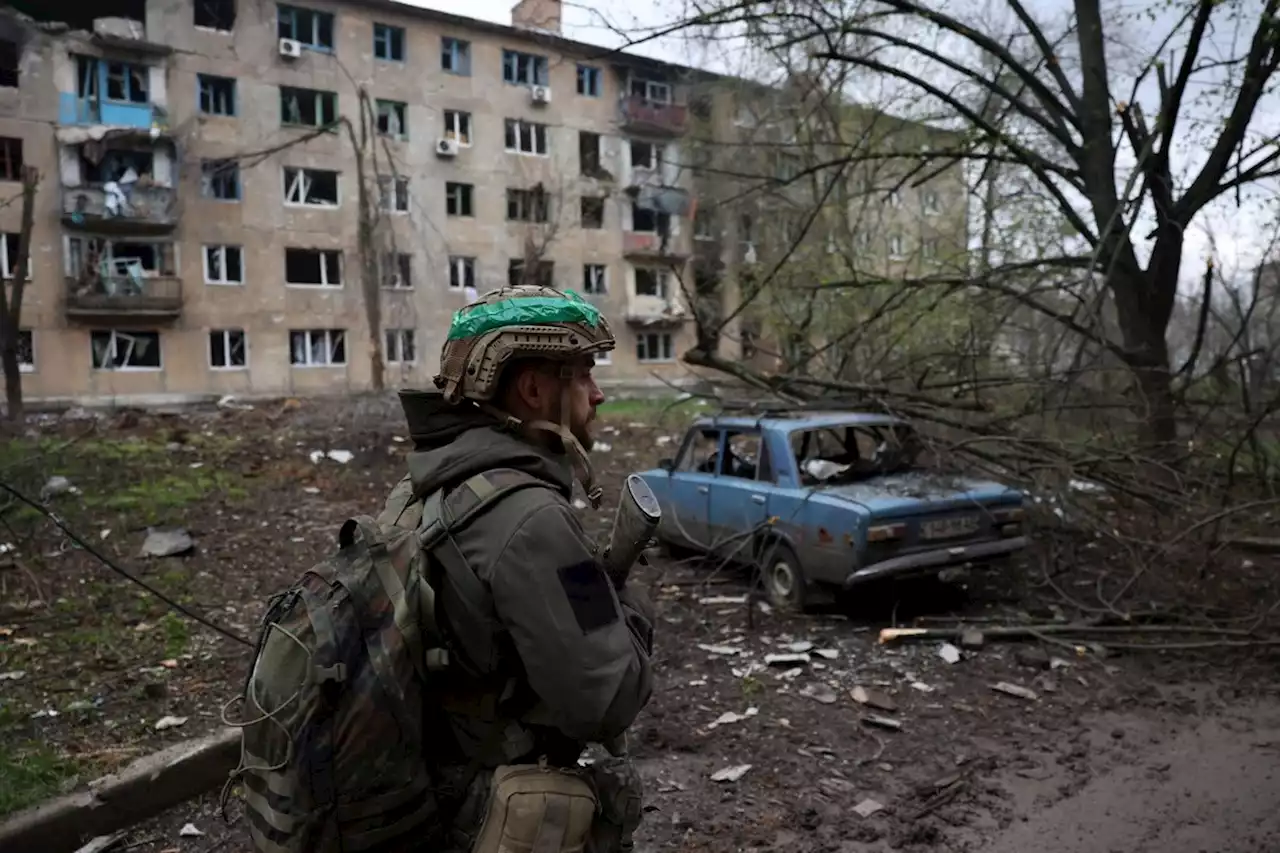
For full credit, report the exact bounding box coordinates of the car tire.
[760,540,808,612]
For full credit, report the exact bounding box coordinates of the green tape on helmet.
[447,290,603,341]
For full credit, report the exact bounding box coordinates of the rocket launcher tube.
[600,474,662,590]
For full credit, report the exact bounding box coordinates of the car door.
[662,427,720,551]
[707,429,773,557]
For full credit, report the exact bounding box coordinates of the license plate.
[921,515,980,540]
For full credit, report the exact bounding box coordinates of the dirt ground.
[1,393,1278,853]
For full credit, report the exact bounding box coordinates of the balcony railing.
[623,231,688,260]
[626,293,688,326]
[618,95,688,135]
[63,185,176,231]
[58,94,166,130]
[65,271,182,319]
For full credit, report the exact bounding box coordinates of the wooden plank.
[0,727,240,853]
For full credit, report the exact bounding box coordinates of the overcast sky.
[404,0,1280,290]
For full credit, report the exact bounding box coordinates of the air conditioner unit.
[530,85,551,105]
[279,38,303,58]
[435,138,459,157]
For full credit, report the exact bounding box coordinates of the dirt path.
[2,396,1278,852]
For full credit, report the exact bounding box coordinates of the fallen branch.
[0,727,240,853]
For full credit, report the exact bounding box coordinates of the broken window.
[107,240,176,276]
[507,187,548,222]
[630,140,660,170]
[209,328,247,369]
[289,329,346,366]
[373,23,404,61]
[278,4,334,50]
[448,255,475,289]
[378,175,409,213]
[91,330,162,370]
[15,329,31,372]
[922,190,940,214]
[283,166,339,206]
[443,110,471,145]
[1,233,29,279]
[384,328,415,364]
[284,248,342,286]
[199,74,236,116]
[376,100,407,139]
[694,210,716,240]
[502,49,548,86]
[446,182,473,217]
[280,86,337,127]
[636,332,674,363]
[508,258,553,288]
[888,233,905,258]
[922,238,939,261]
[582,264,606,294]
[195,0,236,30]
[580,196,604,229]
[0,138,20,181]
[634,267,668,298]
[201,159,240,200]
[442,37,471,75]
[204,244,243,284]
[82,148,153,184]
[630,78,671,103]
[103,60,149,103]
[0,41,18,88]
[576,64,600,97]
[504,119,547,155]
[383,252,412,288]
[579,131,601,175]
[632,204,669,234]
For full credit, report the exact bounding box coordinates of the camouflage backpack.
[221,468,550,853]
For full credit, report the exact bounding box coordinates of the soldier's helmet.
[434,284,615,404]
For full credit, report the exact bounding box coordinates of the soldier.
[380,284,656,851]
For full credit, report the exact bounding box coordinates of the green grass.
[0,742,83,817]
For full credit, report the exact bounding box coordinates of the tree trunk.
[0,166,39,422]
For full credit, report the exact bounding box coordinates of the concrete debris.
[139,527,194,558]
[178,823,204,837]
[309,449,353,464]
[818,777,858,795]
[153,715,188,731]
[786,640,814,653]
[853,798,885,818]
[938,643,962,664]
[710,764,753,783]
[862,714,903,731]
[707,707,759,729]
[991,681,1039,701]
[800,683,839,704]
[851,686,897,712]
[699,595,748,605]
[764,653,810,667]
[697,644,742,656]
[812,648,839,660]
[1015,647,1052,669]
[960,629,985,648]
[41,475,77,500]
[0,670,25,681]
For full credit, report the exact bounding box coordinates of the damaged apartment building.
[0,0,715,406]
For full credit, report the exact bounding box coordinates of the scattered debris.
[710,764,753,783]
[139,527,194,558]
[851,686,897,712]
[960,629,985,648]
[0,670,25,681]
[178,823,204,837]
[862,714,903,731]
[812,647,839,660]
[41,475,77,500]
[699,595,748,605]
[800,683,839,704]
[153,715,188,731]
[853,798,885,818]
[938,642,962,664]
[308,449,354,464]
[991,682,1039,701]
[787,640,814,653]
[764,653,810,666]
[818,777,858,795]
[1015,647,1052,669]
[697,644,742,656]
[707,707,758,729]
[72,831,128,853]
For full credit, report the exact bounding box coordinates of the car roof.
[691,411,908,432]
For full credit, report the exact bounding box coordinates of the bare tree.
[0,166,38,422]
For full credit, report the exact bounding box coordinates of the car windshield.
[791,423,922,485]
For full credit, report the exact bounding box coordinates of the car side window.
[724,432,762,480]
[677,429,720,473]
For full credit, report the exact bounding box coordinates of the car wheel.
[760,540,807,612]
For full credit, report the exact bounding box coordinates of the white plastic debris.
[787,640,814,653]
[699,595,748,605]
[178,823,205,837]
[710,764,753,782]
[707,707,759,729]
[991,682,1038,701]
[813,648,839,660]
[800,683,838,704]
[154,715,189,731]
[764,653,810,666]
[0,670,25,681]
[853,798,885,818]
[938,643,962,664]
[697,644,742,656]
[309,449,353,464]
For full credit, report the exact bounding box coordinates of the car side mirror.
[658,458,674,472]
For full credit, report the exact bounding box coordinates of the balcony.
[65,271,182,321]
[626,292,688,327]
[63,185,176,232]
[619,95,688,136]
[58,95,168,131]
[623,231,688,261]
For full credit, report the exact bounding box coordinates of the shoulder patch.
[557,560,620,634]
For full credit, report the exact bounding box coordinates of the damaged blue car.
[636,411,1028,611]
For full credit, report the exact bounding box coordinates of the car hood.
[819,470,1021,516]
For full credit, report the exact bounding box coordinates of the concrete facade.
[1,0,703,406]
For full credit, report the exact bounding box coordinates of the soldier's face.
[562,356,606,448]
[514,357,606,449]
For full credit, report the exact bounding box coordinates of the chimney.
[511,0,562,34]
